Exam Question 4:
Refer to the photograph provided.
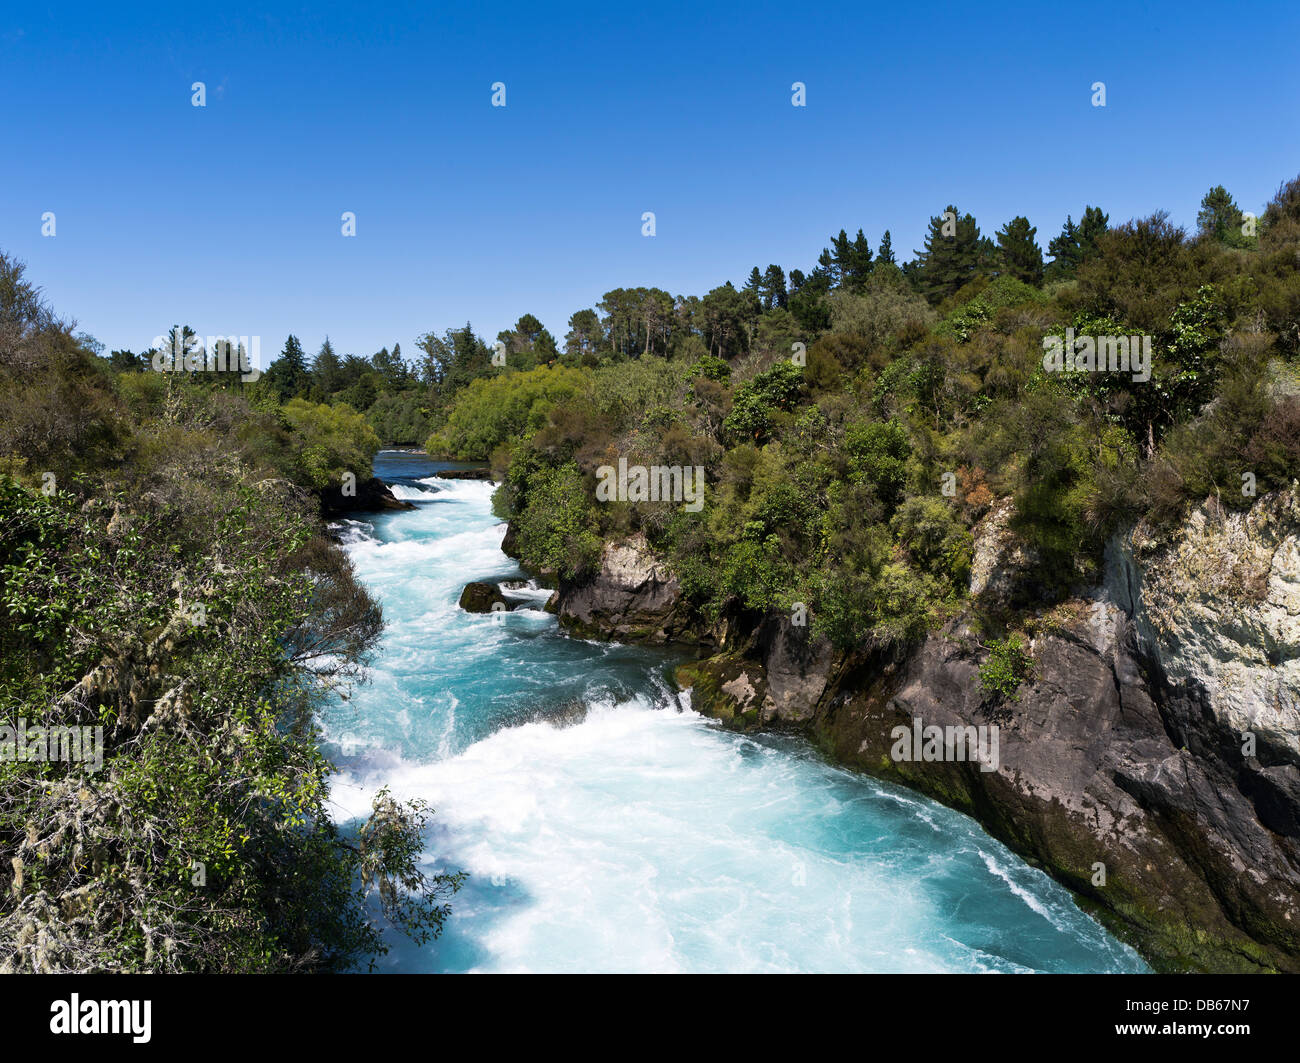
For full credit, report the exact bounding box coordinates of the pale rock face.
[968,497,1017,599]
[553,533,696,644]
[968,496,1041,608]
[600,535,675,593]
[1106,483,1300,757]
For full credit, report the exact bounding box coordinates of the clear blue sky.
[3,0,1297,368]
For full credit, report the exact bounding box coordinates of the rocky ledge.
[549,533,708,645]
[434,468,494,481]
[318,476,415,516]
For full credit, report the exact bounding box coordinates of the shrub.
[281,398,381,489]
[979,635,1034,700]
[426,365,588,459]
[509,462,603,580]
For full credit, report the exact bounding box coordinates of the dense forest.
[424,182,1293,650]
[2,177,1298,970]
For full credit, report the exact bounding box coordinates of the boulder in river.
[319,476,416,516]
[458,581,508,613]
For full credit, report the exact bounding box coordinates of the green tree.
[417,323,492,398]
[876,230,895,266]
[281,398,382,488]
[1197,185,1248,246]
[913,206,982,304]
[762,264,788,309]
[699,283,751,359]
[564,308,604,362]
[995,216,1044,286]
[1046,206,1109,281]
[311,337,344,398]
[265,334,309,401]
[371,343,410,390]
[425,365,588,459]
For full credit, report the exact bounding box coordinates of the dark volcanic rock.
[500,522,521,560]
[676,614,835,729]
[319,477,415,516]
[554,534,705,645]
[811,607,1299,972]
[458,581,508,613]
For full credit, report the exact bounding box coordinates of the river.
[319,450,1148,973]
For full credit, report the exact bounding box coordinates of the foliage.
[425,365,588,460]
[281,398,382,489]
[0,259,464,972]
[979,635,1034,701]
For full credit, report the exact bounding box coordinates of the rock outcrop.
[435,468,494,481]
[458,581,508,613]
[318,477,414,516]
[553,533,705,645]
[675,614,836,728]
[815,487,1300,971]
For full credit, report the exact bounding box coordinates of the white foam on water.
[333,700,958,973]
[389,484,441,500]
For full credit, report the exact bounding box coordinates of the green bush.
[281,398,381,489]
[427,365,588,459]
[509,462,603,580]
[979,634,1034,700]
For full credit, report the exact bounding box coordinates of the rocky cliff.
[548,487,1300,972]
[549,533,709,645]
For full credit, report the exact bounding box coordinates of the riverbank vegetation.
[210,179,1300,652]
[0,257,462,971]
[473,180,1300,648]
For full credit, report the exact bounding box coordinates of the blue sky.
[2,0,1297,367]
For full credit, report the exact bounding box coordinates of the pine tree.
[817,247,838,287]
[744,267,766,315]
[371,344,409,389]
[1077,206,1109,258]
[265,334,308,400]
[312,337,343,397]
[564,309,603,360]
[1046,215,1080,281]
[831,229,851,284]
[844,229,874,291]
[913,206,982,304]
[995,216,1044,285]
[876,230,895,266]
[1045,207,1109,281]
[762,264,788,309]
[1197,185,1246,245]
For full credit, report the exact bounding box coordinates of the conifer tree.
[762,264,788,309]
[1197,185,1248,246]
[913,206,981,304]
[265,334,308,400]
[876,230,895,266]
[312,337,344,397]
[995,216,1044,285]
[1046,206,1109,280]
